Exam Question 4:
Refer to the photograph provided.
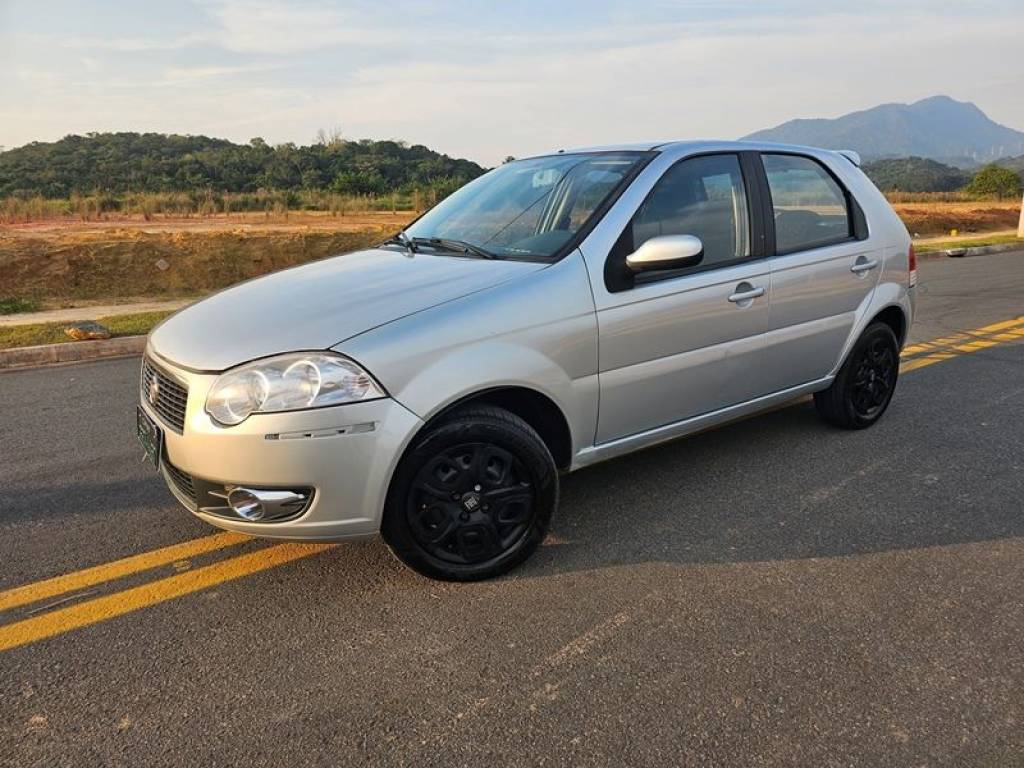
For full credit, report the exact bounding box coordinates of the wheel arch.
[831,282,913,378]
[413,386,574,471]
[869,304,908,348]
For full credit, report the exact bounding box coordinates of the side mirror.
[625,235,704,274]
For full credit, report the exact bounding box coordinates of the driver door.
[595,153,771,443]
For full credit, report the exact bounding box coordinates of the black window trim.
[604,150,768,293]
[755,150,869,258]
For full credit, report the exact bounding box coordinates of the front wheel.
[814,322,900,429]
[381,405,557,581]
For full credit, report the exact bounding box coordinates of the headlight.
[205,352,386,426]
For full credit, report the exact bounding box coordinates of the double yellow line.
[2,313,1023,653]
[0,532,333,652]
[899,315,1024,373]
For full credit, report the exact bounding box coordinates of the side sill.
[571,376,833,470]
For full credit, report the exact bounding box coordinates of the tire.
[814,322,900,430]
[381,405,558,581]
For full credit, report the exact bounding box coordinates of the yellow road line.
[901,316,1024,361]
[975,315,1024,334]
[898,319,1023,374]
[991,329,1024,342]
[900,353,952,374]
[954,339,999,353]
[0,543,333,652]
[901,334,969,357]
[0,532,249,612]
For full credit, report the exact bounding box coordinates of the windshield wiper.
[382,231,417,255]
[411,237,496,260]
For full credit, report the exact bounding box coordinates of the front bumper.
[140,350,423,540]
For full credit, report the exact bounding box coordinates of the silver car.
[137,140,915,580]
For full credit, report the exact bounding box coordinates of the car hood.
[148,248,546,371]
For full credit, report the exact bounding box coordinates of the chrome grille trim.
[141,356,189,433]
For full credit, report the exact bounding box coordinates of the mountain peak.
[913,94,961,105]
[742,96,1024,164]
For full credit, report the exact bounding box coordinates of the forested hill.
[861,157,970,193]
[0,132,487,197]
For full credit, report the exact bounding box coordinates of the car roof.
[551,139,858,164]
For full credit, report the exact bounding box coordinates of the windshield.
[404,152,648,260]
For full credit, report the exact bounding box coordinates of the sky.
[1,0,1022,166]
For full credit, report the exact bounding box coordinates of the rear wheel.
[382,405,557,581]
[814,322,900,429]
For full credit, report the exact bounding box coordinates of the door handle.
[850,259,879,274]
[727,285,765,303]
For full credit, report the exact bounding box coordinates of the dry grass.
[0,190,433,224]
[883,191,1001,204]
[2,210,415,237]
[0,213,416,304]
[0,310,172,350]
[890,201,1021,236]
[915,233,1022,254]
[0,198,1019,314]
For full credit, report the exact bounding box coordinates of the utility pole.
[1018,190,1024,239]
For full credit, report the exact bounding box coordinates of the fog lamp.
[227,488,264,520]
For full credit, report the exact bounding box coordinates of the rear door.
[594,152,771,443]
[758,153,882,392]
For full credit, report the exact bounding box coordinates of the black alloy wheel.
[382,405,557,581]
[408,442,536,565]
[814,321,900,429]
[849,334,898,419]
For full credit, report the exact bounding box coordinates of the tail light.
[908,244,917,287]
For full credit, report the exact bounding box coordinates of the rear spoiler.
[836,149,862,167]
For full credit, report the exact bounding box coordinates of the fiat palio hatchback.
[138,140,915,580]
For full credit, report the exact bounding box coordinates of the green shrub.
[966,164,1023,199]
[0,296,40,315]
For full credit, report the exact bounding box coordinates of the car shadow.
[0,474,174,523]
[517,393,1024,579]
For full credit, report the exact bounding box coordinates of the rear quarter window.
[763,154,853,254]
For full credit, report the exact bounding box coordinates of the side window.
[630,154,750,270]
[762,154,852,253]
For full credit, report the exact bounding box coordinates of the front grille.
[141,356,189,433]
[163,458,197,507]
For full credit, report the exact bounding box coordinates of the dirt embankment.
[1,203,1019,305]
[891,202,1020,236]
[0,216,415,304]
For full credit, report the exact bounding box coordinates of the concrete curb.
[944,243,1023,258]
[0,336,146,371]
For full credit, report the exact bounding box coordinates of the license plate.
[136,405,162,469]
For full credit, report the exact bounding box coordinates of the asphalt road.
[2,250,1023,767]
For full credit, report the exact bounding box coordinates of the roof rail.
[836,149,861,167]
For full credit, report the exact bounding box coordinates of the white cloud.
[201,0,400,53]
[292,12,1024,163]
[162,63,282,84]
[59,33,209,52]
[1,2,1021,165]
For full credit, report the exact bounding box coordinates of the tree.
[315,126,346,148]
[965,164,1023,199]
[0,132,487,197]
[862,157,969,193]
